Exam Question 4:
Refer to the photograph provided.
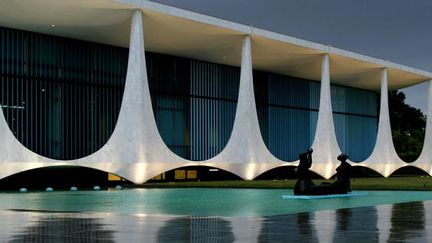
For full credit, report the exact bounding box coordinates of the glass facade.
[0,27,378,163]
[332,85,378,161]
[147,52,240,160]
[254,71,378,162]
[254,72,320,162]
[0,27,128,160]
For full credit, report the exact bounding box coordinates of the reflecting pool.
[1,189,432,216]
[1,189,432,242]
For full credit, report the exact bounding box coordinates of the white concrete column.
[0,14,286,183]
[206,35,285,180]
[360,68,405,176]
[102,10,190,183]
[0,10,190,184]
[413,80,432,174]
[310,53,342,179]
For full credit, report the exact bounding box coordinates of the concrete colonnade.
[0,9,431,183]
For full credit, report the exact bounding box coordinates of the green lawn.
[141,176,432,191]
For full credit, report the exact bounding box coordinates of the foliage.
[389,90,426,161]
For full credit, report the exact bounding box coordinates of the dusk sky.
[153,0,432,113]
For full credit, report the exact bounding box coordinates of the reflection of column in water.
[336,208,352,231]
[157,216,234,242]
[228,217,263,242]
[425,201,432,242]
[0,211,39,241]
[388,201,426,242]
[376,204,392,243]
[333,207,379,242]
[8,213,115,241]
[314,210,336,243]
[257,213,319,242]
[297,213,313,236]
[105,214,169,243]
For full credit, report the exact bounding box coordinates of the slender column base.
[359,68,405,177]
[310,54,342,179]
[412,80,432,174]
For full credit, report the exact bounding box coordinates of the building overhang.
[0,0,429,91]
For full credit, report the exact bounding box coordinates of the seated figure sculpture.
[294,149,352,195]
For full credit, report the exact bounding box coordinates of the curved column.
[205,35,287,180]
[359,68,405,177]
[310,54,342,179]
[91,9,191,183]
[0,10,191,184]
[0,12,290,184]
[413,80,432,174]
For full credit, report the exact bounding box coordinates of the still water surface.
[1,188,432,216]
[1,189,432,242]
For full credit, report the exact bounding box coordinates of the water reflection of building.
[3,202,432,242]
[425,200,432,242]
[258,207,380,242]
[258,213,320,242]
[377,204,392,242]
[388,201,426,242]
[0,211,36,241]
[332,207,379,242]
[157,217,234,242]
[228,217,263,242]
[313,210,336,242]
[9,215,114,242]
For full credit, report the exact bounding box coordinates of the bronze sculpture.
[294,149,352,195]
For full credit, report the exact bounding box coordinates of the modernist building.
[0,0,431,184]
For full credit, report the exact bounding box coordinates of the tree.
[389,90,426,162]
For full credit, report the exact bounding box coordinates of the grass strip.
[141,177,432,191]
